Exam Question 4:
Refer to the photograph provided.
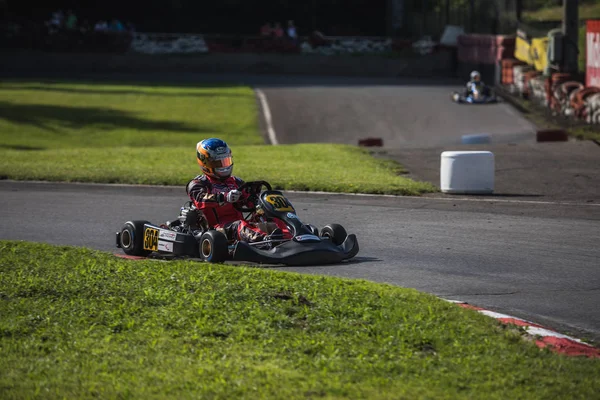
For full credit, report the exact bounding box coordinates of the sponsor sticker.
[158,240,173,252]
[159,230,177,241]
[294,234,321,242]
[287,212,298,219]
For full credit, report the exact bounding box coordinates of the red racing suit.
[185,174,288,242]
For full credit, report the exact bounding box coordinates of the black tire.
[199,230,229,263]
[119,220,152,256]
[320,223,347,246]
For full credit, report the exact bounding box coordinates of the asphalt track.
[1,73,599,344]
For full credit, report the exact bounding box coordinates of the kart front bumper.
[232,234,359,266]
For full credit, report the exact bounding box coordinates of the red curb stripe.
[497,317,545,329]
[449,301,599,358]
[457,303,485,311]
[536,337,600,358]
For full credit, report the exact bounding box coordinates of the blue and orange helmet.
[196,138,233,180]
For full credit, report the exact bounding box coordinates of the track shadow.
[0,101,199,133]
[0,72,463,89]
[0,144,45,151]
[236,256,383,269]
[0,84,252,98]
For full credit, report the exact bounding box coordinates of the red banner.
[586,20,600,87]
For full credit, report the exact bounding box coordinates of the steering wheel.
[233,180,272,213]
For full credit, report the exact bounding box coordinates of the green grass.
[523,2,600,21]
[0,81,263,149]
[1,241,599,400]
[0,144,435,195]
[0,80,437,195]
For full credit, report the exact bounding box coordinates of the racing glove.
[218,189,242,204]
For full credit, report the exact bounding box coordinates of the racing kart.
[115,181,359,266]
[451,84,498,104]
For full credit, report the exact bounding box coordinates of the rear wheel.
[320,223,347,245]
[199,230,229,263]
[119,220,152,256]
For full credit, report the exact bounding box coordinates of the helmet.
[196,138,233,180]
[470,70,481,81]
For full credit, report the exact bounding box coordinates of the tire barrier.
[501,58,600,125]
[512,64,534,95]
[131,33,209,54]
[501,58,527,86]
[301,37,393,55]
[587,93,600,124]
[553,81,584,116]
[528,75,548,105]
[498,22,600,125]
[571,87,600,121]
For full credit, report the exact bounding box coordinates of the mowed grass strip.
[0,81,436,195]
[1,241,599,400]
[0,144,436,195]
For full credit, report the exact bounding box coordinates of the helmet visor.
[197,151,233,169]
[208,156,233,169]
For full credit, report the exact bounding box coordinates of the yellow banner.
[530,37,549,72]
[515,36,532,64]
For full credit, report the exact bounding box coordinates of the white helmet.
[470,71,481,81]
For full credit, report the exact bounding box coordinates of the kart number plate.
[143,227,159,251]
[265,194,294,212]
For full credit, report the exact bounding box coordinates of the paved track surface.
[2,72,599,344]
[1,181,599,343]
[259,78,536,148]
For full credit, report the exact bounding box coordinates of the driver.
[185,137,288,243]
[464,70,490,97]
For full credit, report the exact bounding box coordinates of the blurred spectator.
[65,10,77,30]
[273,22,284,38]
[110,19,125,32]
[286,20,297,42]
[47,10,64,34]
[94,20,108,31]
[260,22,272,36]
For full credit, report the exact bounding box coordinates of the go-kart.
[451,85,498,104]
[115,181,359,266]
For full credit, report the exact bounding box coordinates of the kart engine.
[168,202,208,235]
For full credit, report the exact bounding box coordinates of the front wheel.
[305,224,319,236]
[320,224,347,246]
[119,220,152,256]
[199,230,229,263]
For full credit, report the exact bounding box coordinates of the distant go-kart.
[452,85,498,104]
[116,180,359,266]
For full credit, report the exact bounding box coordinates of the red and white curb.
[446,300,600,358]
